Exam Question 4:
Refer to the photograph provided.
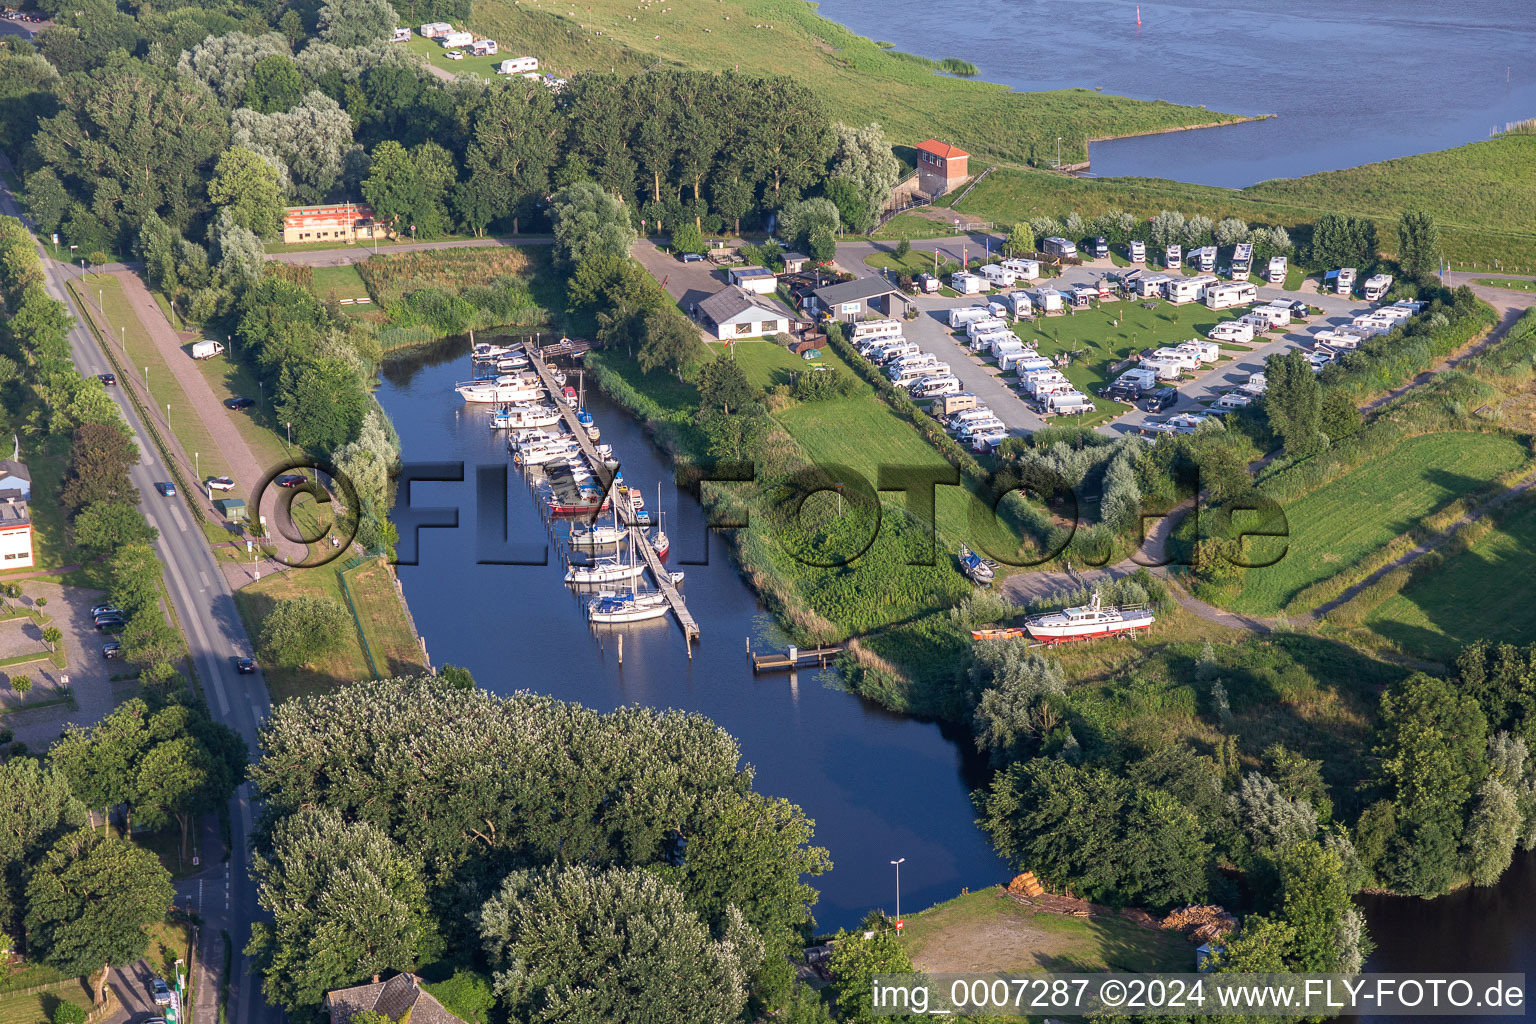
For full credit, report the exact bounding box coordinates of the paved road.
[268,235,551,266]
[0,157,273,1024]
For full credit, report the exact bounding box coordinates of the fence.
[334,555,380,679]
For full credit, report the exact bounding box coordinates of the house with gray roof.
[808,277,904,321]
[697,286,795,341]
[325,974,471,1024]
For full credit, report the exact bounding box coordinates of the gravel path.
[111,271,307,563]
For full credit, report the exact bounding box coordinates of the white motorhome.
[887,352,937,375]
[497,56,539,75]
[966,316,1009,339]
[1115,368,1158,392]
[949,407,996,428]
[1209,321,1256,344]
[1176,339,1220,363]
[1193,246,1217,273]
[1151,347,1202,370]
[876,341,921,364]
[978,264,1016,288]
[890,361,946,386]
[1204,282,1258,309]
[911,375,962,398]
[916,273,940,294]
[1165,244,1182,270]
[1239,311,1275,332]
[1393,299,1426,314]
[850,319,904,344]
[1267,256,1288,284]
[1363,273,1394,302]
[860,337,906,359]
[1253,304,1292,327]
[951,272,988,294]
[1046,391,1095,415]
[1129,240,1146,263]
[1336,267,1357,295]
[1166,278,1202,304]
[1140,358,1185,382]
[957,416,1007,439]
[1034,288,1065,313]
[440,30,473,46]
[1042,237,1078,259]
[1000,258,1041,280]
[970,429,1010,452]
[1138,274,1171,298]
[1231,242,1253,280]
[1006,291,1034,318]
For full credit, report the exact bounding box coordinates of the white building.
[697,286,793,341]
[727,266,777,295]
[0,460,32,570]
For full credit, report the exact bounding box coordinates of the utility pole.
[890,858,906,931]
[1056,136,1062,170]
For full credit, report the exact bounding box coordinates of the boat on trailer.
[1022,590,1154,644]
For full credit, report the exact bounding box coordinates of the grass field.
[467,0,1244,168]
[900,890,1193,974]
[341,557,429,679]
[0,979,94,1024]
[1474,277,1536,292]
[309,264,371,303]
[72,275,231,480]
[944,135,1536,267]
[1367,501,1536,659]
[403,32,507,77]
[231,568,372,702]
[1230,432,1529,616]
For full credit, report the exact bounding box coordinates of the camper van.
[1204,282,1257,310]
[1114,368,1159,393]
[1210,321,1256,344]
[1193,246,1217,273]
[1047,391,1095,415]
[1042,237,1078,260]
[951,272,988,295]
[948,407,996,430]
[978,264,1016,288]
[1094,237,1109,259]
[916,273,939,294]
[957,417,1007,440]
[966,317,1009,339]
[1362,273,1394,302]
[1231,243,1253,280]
[1151,347,1202,371]
[1267,256,1287,284]
[1140,358,1185,382]
[911,375,962,398]
[497,56,539,75]
[890,361,946,386]
[886,352,936,376]
[970,429,1010,452]
[1165,244,1182,270]
[875,342,920,365]
[1000,258,1041,280]
[1129,240,1147,263]
[948,306,993,329]
[1336,267,1357,295]
[1011,353,1053,375]
[850,319,903,344]
[1176,339,1220,363]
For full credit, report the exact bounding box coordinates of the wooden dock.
[750,643,847,673]
[527,351,700,643]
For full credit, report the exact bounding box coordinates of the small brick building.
[915,139,970,198]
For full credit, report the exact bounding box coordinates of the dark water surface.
[378,338,1006,930]
[815,0,1536,186]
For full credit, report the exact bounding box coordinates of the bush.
[258,596,352,668]
[937,58,978,76]
[790,367,854,401]
[53,1002,88,1024]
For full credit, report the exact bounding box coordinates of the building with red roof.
[915,139,970,198]
[282,203,391,245]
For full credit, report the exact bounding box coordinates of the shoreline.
[1064,113,1275,176]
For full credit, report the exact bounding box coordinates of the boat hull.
[1024,620,1153,644]
[970,627,1027,640]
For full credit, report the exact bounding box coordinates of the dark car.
[274,474,307,488]
[236,657,257,675]
[151,979,172,1007]
[680,252,705,263]
[1144,387,1179,413]
[91,603,122,617]
[94,615,125,630]
[224,397,255,410]
[155,481,177,497]
[103,641,122,659]
[97,619,126,634]
[98,372,117,386]
[1101,384,1140,403]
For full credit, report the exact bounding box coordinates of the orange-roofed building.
[282,203,392,245]
[915,139,970,198]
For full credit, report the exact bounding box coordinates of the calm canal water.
[816,0,1536,186]
[377,338,1007,931]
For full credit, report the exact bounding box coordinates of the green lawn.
[231,568,373,702]
[71,275,231,479]
[468,0,1244,168]
[901,890,1194,975]
[704,338,857,390]
[403,32,507,78]
[1368,500,1536,659]
[946,134,1536,268]
[0,979,94,1024]
[1230,432,1529,616]
[1473,277,1536,292]
[871,214,972,240]
[341,556,430,680]
[863,246,956,277]
[309,264,370,302]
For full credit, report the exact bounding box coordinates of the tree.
[9,675,31,697]
[1269,840,1370,974]
[1464,778,1520,886]
[121,611,184,674]
[968,643,1066,765]
[458,80,563,234]
[1214,217,1249,246]
[24,828,173,976]
[23,168,70,236]
[1310,213,1378,270]
[778,197,839,251]
[108,542,162,618]
[479,865,760,1024]
[549,182,636,271]
[73,501,156,555]
[177,31,291,107]
[230,91,357,202]
[207,147,285,239]
[637,309,698,377]
[41,627,62,653]
[1006,222,1032,256]
[0,758,85,875]
[1397,210,1441,279]
[362,139,455,239]
[808,227,836,263]
[1264,349,1323,459]
[275,357,369,452]
[670,221,704,256]
[248,809,436,1015]
[60,422,138,514]
[826,927,919,1024]
[258,596,351,668]
[695,355,754,415]
[244,54,305,114]
[1232,772,1318,856]
[317,0,399,47]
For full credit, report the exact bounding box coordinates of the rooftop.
[698,285,788,324]
[0,497,28,528]
[917,139,969,160]
[326,975,466,1024]
[812,276,901,306]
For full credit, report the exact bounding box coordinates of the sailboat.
[587,526,668,623]
[570,500,626,549]
[649,486,669,558]
[565,555,646,585]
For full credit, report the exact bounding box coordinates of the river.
[376,337,1007,931]
[814,0,1536,187]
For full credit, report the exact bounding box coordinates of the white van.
[888,352,938,375]
[1129,240,1146,263]
[875,342,920,365]
[1209,321,1255,344]
[1115,367,1158,392]
[1140,359,1185,382]
[1047,391,1095,415]
[1165,244,1182,270]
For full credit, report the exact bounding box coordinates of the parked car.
[206,476,235,491]
[1144,387,1179,413]
[91,603,122,617]
[155,481,177,497]
[96,619,125,634]
[94,613,125,628]
[680,253,705,263]
[102,641,122,659]
[445,49,464,59]
[236,657,257,675]
[98,372,116,386]
[274,474,306,488]
[224,397,255,410]
[151,979,172,1006]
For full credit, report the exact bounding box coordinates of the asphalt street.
[0,158,274,1024]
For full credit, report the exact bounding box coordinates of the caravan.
[1000,258,1041,280]
[1138,274,1171,299]
[1150,347,1201,371]
[1176,339,1220,363]
[979,264,1016,288]
[1042,237,1078,259]
[948,306,993,329]
[1034,288,1065,314]
[497,56,539,75]
[1204,282,1258,309]
[1129,240,1147,263]
[850,319,904,344]
[1005,291,1034,318]
[967,316,1009,339]
[951,272,988,294]
[1210,320,1256,344]
[1166,278,1202,304]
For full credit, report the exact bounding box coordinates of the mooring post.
[618,632,623,664]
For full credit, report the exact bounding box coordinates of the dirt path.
[111,271,307,563]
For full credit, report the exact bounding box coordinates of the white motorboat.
[456,378,544,404]
[472,342,521,361]
[1023,591,1154,644]
[514,440,581,466]
[565,556,646,585]
[495,355,531,372]
[569,523,627,548]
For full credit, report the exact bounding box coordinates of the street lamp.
[144,366,149,395]
[119,325,125,352]
[1056,136,1062,169]
[286,421,291,445]
[890,858,906,930]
